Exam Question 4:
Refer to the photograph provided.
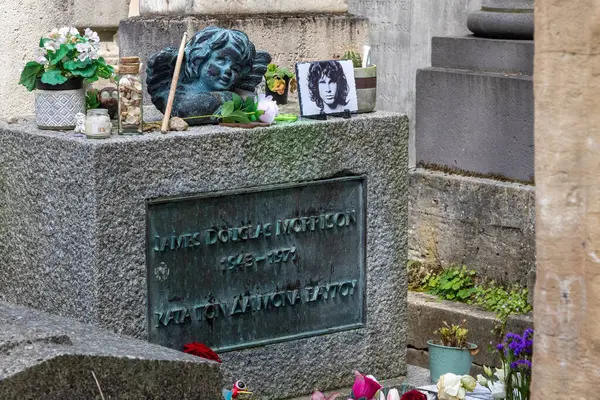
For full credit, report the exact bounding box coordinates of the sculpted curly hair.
[307,61,349,111]
[183,26,255,85]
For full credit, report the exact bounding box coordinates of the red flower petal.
[183,342,222,363]
[400,389,427,400]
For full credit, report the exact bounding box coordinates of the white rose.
[437,373,465,400]
[257,94,279,124]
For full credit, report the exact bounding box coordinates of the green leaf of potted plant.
[264,63,297,105]
[428,320,479,383]
[18,27,114,130]
[342,49,377,113]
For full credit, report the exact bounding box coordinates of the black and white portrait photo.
[296,60,358,117]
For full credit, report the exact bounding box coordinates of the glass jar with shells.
[118,57,143,134]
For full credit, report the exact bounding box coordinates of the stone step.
[416,67,533,182]
[0,300,222,399]
[431,36,534,74]
[407,292,533,372]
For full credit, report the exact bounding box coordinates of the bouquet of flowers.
[19,26,113,91]
[477,328,533,400]
[312,371,427,400]
[436,373,477,400]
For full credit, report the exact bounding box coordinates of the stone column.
[467,0,534,39]
[533,0,600,398]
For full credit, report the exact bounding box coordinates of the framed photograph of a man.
[296,60,358,117]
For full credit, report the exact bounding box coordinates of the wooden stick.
[161,32,188,133]
[91,371,105,400]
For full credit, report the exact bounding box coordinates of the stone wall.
[347,0,481,166]
[0,301,222,399]
[532,0,600,398]
[119,14,368,107]
[0,0,132,118]
[409,169,535,287]
[139,0,347,14]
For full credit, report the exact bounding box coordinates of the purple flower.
[510,359,532,369]
[496,343,504,351]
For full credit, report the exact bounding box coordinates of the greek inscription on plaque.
[146,176,366,351]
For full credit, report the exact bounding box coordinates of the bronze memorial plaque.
[146,176,366,351]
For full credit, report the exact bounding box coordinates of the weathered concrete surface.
[140,0,347,14]
[409,169,535,286]
[532,1,600,399]
[119,14,368,106]
[416,67,534,182]
[408,292,533,370]
[0,112,409,399]
[348,0,481,166]
[432,36,534,74]
[0,300,222,399]
[0,0,130,119]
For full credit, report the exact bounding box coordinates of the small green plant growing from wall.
[471,283,532,335]
[342,50,362,68]
[422,265,477,301]
[410,261,532,336]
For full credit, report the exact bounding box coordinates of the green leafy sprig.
[86,89,100,110]
[184,93,264,124]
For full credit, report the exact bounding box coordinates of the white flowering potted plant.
[19,27,114,130]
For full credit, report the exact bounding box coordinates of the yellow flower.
[271,77,286,95]
[289,77,297,93]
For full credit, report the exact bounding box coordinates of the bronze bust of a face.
[146,26,271,124]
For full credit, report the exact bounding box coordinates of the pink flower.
[257,94,278,124]
[312,391,341,400]
[351,371,382,399]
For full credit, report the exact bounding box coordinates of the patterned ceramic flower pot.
[35,78,85,130]
[354,65,377,113]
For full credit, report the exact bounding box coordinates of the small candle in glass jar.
[85,109,112,139]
